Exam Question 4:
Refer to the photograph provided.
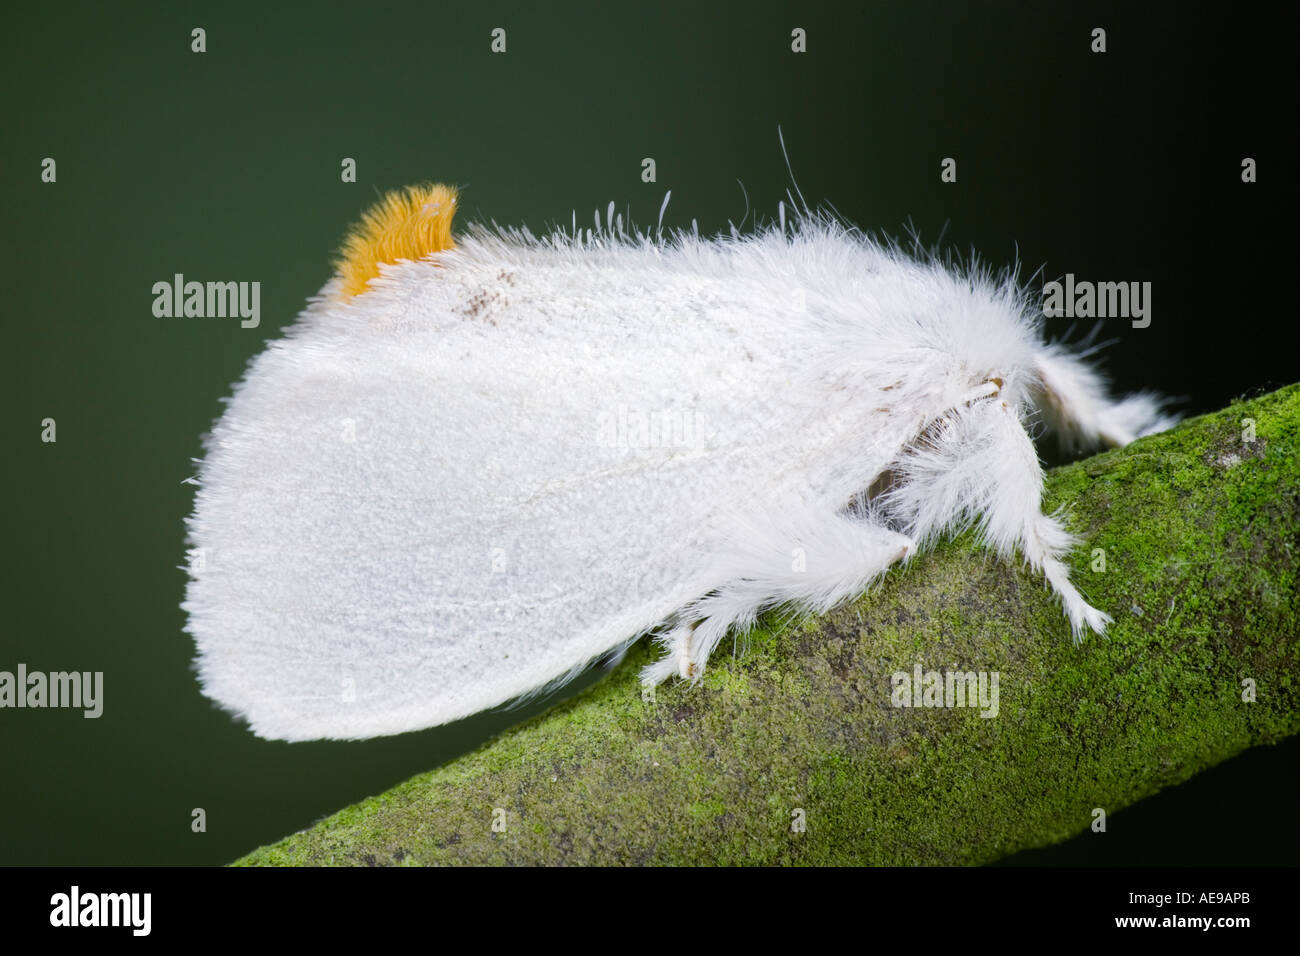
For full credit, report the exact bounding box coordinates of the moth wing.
[184,252,909,740]
[187,265,763,739]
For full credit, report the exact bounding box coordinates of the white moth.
[183,183,1175,741]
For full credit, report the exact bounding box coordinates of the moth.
[183,183,1174,740]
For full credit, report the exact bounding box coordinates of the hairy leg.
[881,389,1111,642]
[1031,346,1177,451]
[641,502,914,686]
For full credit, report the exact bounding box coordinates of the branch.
[235,384,1300,865]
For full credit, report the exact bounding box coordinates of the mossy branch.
[236,384,1300,865]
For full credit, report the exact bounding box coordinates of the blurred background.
[1,0,1293,865]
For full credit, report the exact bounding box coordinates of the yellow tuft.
[334,183,459,298]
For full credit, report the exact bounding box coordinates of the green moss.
[233,385,1300,867]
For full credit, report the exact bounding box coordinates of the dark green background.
[2,1,1292,866]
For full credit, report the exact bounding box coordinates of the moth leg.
[985,401,1113,641]
[1030,347,1177,452]
[885,396,1111,642]
[641,508,914,687]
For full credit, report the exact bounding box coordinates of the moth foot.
[640,621,701,687]
[1069,601,1113,644]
